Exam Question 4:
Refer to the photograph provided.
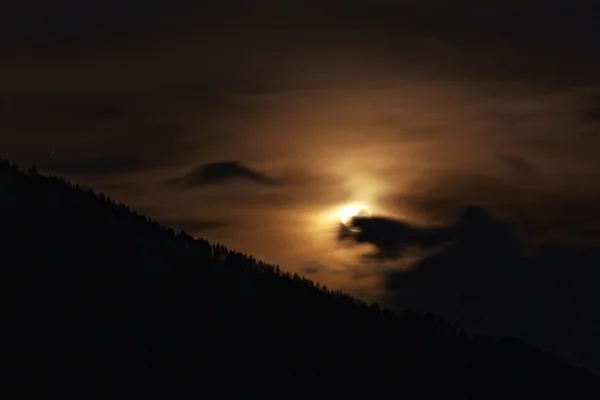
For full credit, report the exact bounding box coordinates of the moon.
[339,203,371,229]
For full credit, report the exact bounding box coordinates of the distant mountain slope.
[1,158,598,398]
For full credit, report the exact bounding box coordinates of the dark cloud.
[69,102,128,122]
[0,0,204,51]
[3,1,599,84]
[498,154,537,176]
[170,161,280,188]
[387,170,600,246]
[0,88,203,173]
[1,119,186,178]
[386,173,524,225]
[340,216,450,260]
[583,106,600,123]
[300,262,323,276]
[577,92,600,124]
[0,93,128,122]
[0,88,235,131]
[387,166,578,233]
[343,206,516,260]
[340,205,600,374]
[349,268,375,280]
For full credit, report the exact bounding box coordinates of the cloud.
[170,161,281,188]
[339,203,600,374]
[0,0,203,51]
[300,262,324,276]
[5,1,600,85]
[0,87,214,174]
[577,92,600,124]
[498,154,537,176]
[340,217,447,260]
[342,206,517,260]
[386,163,578,230]
[0,92,129,122]
[0,85,296,220]
[384,167,600,247]
[69,102,128,122]
[583,106,600,123]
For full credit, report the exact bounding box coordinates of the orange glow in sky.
[339,203,371,227]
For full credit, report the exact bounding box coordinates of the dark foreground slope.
[1,159,598,398]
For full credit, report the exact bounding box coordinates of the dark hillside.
[1,158,598,398]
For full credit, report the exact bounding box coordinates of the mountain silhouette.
[1,158,599,398]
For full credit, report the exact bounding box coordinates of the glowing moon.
[339,203,371,228]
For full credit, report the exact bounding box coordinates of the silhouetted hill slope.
[1,158,599,398]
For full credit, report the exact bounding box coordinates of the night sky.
[3,0,600,372]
